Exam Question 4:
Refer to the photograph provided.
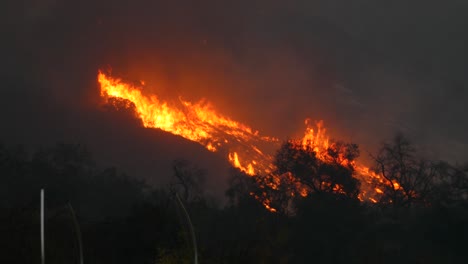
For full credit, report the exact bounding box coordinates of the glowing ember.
[97,70,398,210]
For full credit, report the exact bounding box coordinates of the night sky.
[1,0,467,195]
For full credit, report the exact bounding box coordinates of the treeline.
[1,136,467,264]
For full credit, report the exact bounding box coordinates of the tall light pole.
[40,189,45,264]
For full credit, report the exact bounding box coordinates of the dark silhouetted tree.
[274,140,360,203]
[371,133,442,207]
[169,159,206,203]
[428,161,468,207]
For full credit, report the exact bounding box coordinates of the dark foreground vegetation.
[1,135,467,264]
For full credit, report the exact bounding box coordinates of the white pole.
[41,189,45,264]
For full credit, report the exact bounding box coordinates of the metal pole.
[175,194,198,264]
[68,204,84,264]
[40,189,45,264]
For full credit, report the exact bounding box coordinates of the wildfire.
[98,71,276,176]
[97,70,395,210]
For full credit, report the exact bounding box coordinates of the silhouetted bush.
[1,139,467,263]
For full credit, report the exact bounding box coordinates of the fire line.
[97,70,394,209]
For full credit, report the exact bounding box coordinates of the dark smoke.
[1,0,467,194]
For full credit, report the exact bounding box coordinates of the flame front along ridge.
[97,71,394,209]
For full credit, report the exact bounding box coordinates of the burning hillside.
[97,70,394,209]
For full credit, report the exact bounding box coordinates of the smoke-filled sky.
[1,0,467,193]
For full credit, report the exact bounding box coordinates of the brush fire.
[98,70,397,211]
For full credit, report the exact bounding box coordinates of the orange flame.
[97,70,397,210]
[98,71,275,176]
